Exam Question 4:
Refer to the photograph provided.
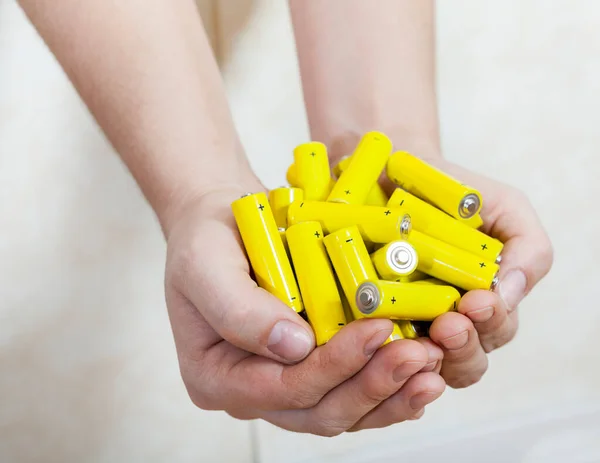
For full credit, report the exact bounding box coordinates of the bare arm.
[290,0,554,392]
[18,0,259,234]
[289,0,440,162]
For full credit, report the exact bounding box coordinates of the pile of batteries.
[231,132,504,347]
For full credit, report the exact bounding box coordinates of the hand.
[162,183,446,436]
[397,158,554,388]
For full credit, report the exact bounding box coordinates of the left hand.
[390,157,554,388]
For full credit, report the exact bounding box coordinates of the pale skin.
[17,0,553,436]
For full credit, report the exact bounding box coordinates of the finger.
[425,161,553,310]
[190,318,394,412]
[262,339,428,436]
[458,290,518,353]
[409,408,426,420]
[415,337,444,372]
[174,219,316,363]
[428,312,488,389]
[490,191,554,310]
[348,372,445,431]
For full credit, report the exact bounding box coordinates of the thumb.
[181,240,316,364]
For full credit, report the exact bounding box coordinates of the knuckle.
[180,361,222,411]
[538,241,555,273]
[186,383,220,411]
[445,361,488,389]
[219,303,254,340]
[483,326,518,353]
[310,418,349,437]
[359,384,393,405]
[285,389,322,409]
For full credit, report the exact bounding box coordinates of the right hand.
[162,181,446,436]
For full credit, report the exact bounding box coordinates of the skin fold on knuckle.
[357,378,397,405]
[483,325,518,353]
[310,416,352,438]
[284,388,323,410]
[443,360,488,389]
[185,378,222,411]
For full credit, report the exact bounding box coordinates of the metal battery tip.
[400,214,412,237]
[459,194,481,219]
[491,275,500,291]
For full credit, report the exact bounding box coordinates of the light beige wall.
[1,1,599,462]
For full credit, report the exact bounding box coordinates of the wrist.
[156,167,264,239]
[315,126,442,166]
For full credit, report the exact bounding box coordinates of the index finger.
[200,318,395,412]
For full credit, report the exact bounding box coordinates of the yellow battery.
[355,280,460,320]
[327,131,392,205]
[332,155,353,179]
[286,222,347,345]
[323,226,379,319]
[370,241,419,280]
[383,322,405,345]
[406,229,499,291]
[293,142,332,201]
[413,277,451,286]
[231,192,303,313]
[396,270,428,283]
[287,163,335,194]
[463,213,484,229]
[365,183,389,207]
[333,154,389,206]
[387,151,483,220]
[387,188,503,262]
[286,164,299,187]
[269,187,304,229]
[396,320,421,340]
[288,201,412,244]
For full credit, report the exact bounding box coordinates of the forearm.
[289,0,440,162]
[18,0,257,232]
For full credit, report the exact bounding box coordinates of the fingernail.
[410,392,441,410]
[499,270,527,311]
[409,409,425,420]
[467,306,494,323]
[268,320,313,362]
[421,361,438,372]
[440,330,469,350]
[364,328,393,356]
[393,361,424,382]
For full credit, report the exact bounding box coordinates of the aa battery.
[287,163,335,194]
[269,187,304,229]
[327,132,392,205]
[231,192,303,313]
[355,280,461,321]
[370,241,419,280]
[406,229,500,291]
[323,226,379,319]
[387,188,503,262]
[287,201,412,244]
[332,155,352,178]
[387,151,483,220]
[383,322,405,345]
[293,142,333,201]
[396,320,422,340]
[463,213,484,229]
[286,222,347,345]
[396,270,428,283]
[333,154,389,206]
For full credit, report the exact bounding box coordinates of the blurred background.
[1,0,599,462]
